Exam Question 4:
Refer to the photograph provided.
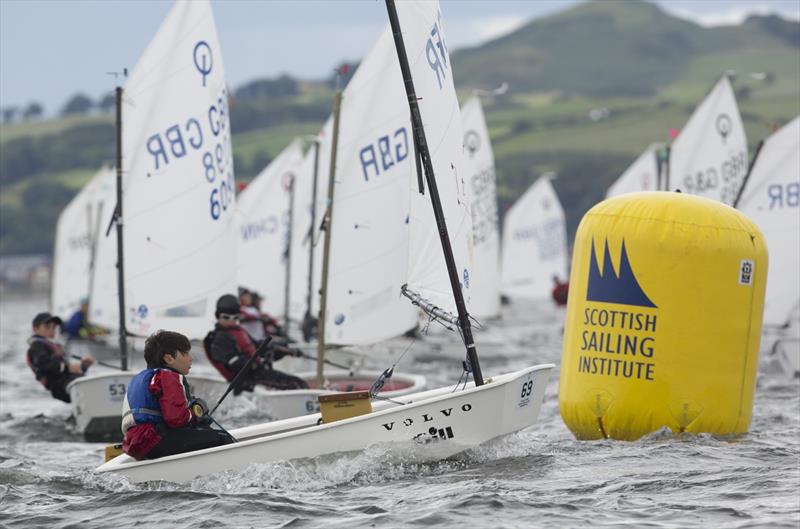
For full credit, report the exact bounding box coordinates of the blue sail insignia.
[587,238,656,308]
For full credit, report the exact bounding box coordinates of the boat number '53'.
[108,383,127,402]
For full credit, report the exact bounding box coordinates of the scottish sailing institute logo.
[587,239,656,308]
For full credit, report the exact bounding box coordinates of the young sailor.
[551,275,569,306]
[122,330,233,460]
[239,288,286,341]
[204,294,308,393]
[63,297,107,340]
[26,312,95,402]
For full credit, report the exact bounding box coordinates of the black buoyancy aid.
[203,326,257,381]
[26,336,66,388]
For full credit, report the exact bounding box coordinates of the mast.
[86,201,104,315]
[115,86,128,370]
[316,81,344,387]
[661,145,671,191]
[733,139,765,209]
[385,0,484,386]
[283,173,295,331]
[303,139,320,341]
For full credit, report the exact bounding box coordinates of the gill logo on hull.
[587,239,656,308]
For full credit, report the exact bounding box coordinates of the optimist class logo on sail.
[193,41,213,86]
[142,40,234,222]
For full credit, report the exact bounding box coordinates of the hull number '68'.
[518,376,534,408]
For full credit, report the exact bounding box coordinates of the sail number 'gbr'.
[359,128,409,181]
[426,12,449,90]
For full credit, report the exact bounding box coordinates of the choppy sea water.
[1,293,798,528]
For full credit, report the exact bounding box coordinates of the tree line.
[0,92,120,124]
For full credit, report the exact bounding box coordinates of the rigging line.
[310,208,330,247]
[421,314,432,335]
[371,395,406,406]
[462,357,473,384]
[391,335,416,370]
[451,368,466,393]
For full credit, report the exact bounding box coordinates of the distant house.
[589,108,610,122]
[0,254,51,293]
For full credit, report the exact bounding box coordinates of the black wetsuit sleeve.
[210,332,249,375]
[28,341,66,377]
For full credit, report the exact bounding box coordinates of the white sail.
[461,96,500,319]
[92,0,236,339]
[668,76,748,205]
[290,117,333,321]
[395,0,474,317]
[606,143,663,198]
[736,117,800,327]
[51,166,115,318]
[322,27,418,345]
[89,199,119,331]
[501,176,568,300]
[288,139,321,324]
[237,139,304,315]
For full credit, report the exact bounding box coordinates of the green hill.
[453,0,799,236]
[1,0,798,255]
[453,0,797,97]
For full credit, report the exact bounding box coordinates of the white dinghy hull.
[68,369,425,439]
[96,364,553,483]
[67,372,231,441]
[68,372,133,441]
[256,369,427,419]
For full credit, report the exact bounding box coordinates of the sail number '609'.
[205,91,234,221]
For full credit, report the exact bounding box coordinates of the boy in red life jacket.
[121,330,233,460]
[204,294,308,393]
[26,312,95,403]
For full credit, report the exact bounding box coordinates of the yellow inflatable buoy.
[559,192,767,440]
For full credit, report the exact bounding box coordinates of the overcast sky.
[1,0,798,116]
